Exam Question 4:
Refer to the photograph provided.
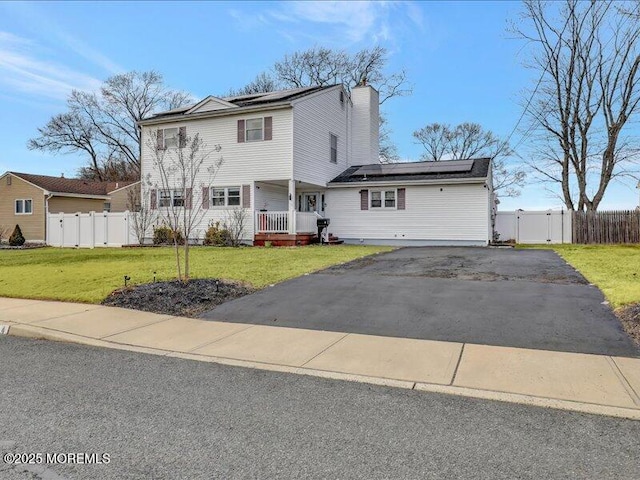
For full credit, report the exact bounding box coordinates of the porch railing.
[296,212,318,233]
[256,211,289,233]
[255,211,320,234]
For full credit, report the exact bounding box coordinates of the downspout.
[45,193,53,244]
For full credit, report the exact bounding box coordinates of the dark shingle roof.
[329,158,491,184]
[9,172,137,196]
[148,85,334,120]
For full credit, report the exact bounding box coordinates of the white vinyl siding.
[292,86,350,186]
[325,183,490,244]
[141,108,292,188]
[254,183,288,211]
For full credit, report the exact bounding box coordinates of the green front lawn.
[520,244,640,308]
[0,245,393,304]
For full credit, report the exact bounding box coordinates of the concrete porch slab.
[191,325,346,367]
[305,334,463,384]
[104,317,252,352]
[454,344,639,409]
[32,307,173,339]
[0,301,102,324]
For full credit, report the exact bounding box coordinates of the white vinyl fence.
[47,211,138,248]
[495,210,572,244]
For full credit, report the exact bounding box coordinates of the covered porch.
[253,179,326,246]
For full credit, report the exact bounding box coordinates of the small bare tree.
[127,178,158,245]
[0,225,11,244]
[148,130,223,282]
[224,208,249,247]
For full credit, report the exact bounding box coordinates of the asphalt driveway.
[201,247,639,357]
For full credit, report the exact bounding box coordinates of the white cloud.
[229,1,425,47]
[0,31,102,100]
[3,2,123,74]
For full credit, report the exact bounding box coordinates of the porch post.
[288,179,296,234]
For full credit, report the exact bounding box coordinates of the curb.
[4,323,640,421]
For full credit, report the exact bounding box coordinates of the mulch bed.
[617,304,640,346]
[102,278,255,317]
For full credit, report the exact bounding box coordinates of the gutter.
[327,177,489,188]
[45,193,53,244]
[138,102,293,127]
[49,192,110,200]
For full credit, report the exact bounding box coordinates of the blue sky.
[0,1,638,210]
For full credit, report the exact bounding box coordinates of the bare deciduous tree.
[513,0,640,210]
[29,71,193,182]
[0,225,11,244]
[223,208,249,247]
[413,122,526,197]
[232,46,412,161]
[127,179,158,245]
[148,130,223,282]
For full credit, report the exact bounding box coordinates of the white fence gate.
[47,211,138,248]
[495,210,572,244]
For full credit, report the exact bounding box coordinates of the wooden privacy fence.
[572,210,640,244]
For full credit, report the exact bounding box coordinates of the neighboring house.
[0,172,140,242]
[139,85,494,246]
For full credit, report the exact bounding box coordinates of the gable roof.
[329,158,492,185]
[6,172,138,196]
[142,85,334,124]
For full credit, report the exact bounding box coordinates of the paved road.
[1,336,640,479]
[202,247,639,357]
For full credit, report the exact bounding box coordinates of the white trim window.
[330,133,338,163]
[211,186,241,207]
[15,199,33,215]
[370,190,396,209]
[245,118,263,142]
[162,128,179,149]
[159,189,184,207]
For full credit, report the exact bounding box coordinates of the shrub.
[153,225,184,245]
[203,221,232,246]
[9,224,25,246]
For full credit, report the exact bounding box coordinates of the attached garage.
[324,158,494,246]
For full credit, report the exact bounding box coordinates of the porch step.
[324,234,344,245]
[254,233,317,247]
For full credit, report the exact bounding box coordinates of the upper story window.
[15,199,32,215]
[371,190,396,209]
[157,127,186,150]
[163,128,179,148]
[246,118,263,142]
[238,117,272,143]
[330,134,338,163]
[211,186,241,207]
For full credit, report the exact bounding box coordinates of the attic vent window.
[6,176,11,185]
[339,91,344,105]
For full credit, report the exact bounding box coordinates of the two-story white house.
[139,84,494,246]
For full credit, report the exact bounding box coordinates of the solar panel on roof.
[355,159,474,177]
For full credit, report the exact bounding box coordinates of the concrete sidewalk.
[1,297,639,420]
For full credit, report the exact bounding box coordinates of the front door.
[299,193,323,214]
